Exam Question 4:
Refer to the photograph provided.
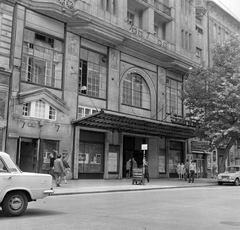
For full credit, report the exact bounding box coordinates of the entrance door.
[196,159,203,178]
[19,138,39,173]
[123,136,146,178]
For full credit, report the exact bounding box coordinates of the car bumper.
[44,189,55,195]
[218,179,235,183]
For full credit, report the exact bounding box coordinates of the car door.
[0,157,12,194]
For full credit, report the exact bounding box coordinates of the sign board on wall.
[108,152,118,172]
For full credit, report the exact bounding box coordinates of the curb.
[52,183,217,196]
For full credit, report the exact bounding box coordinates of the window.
[196,47,202,58]
[166,78,183,117]
[101,0,116,14]
[127,11,134,24]
[22,100,56,120]
[154,20,166,39]
[218,26,222,44]
[181,29,191,51]
[181,30,185,48]
[79,48,107,99]
[196,26,203,34]
[213,24,217,41]
[122,73,150,109]
[21,29,63,89]
[78,106,98,119]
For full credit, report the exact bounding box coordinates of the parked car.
[217,165,240,186]
[0,151,54,217]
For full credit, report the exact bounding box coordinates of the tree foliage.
[184,34,240,173]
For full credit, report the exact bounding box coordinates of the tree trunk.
[219,137,237,173]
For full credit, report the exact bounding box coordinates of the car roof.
[0,151,10,157]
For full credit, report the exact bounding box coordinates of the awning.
[71,110,196,140]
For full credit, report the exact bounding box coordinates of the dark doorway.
[19,138,58,173]
[19,138,38,172]
[123,136,146,178]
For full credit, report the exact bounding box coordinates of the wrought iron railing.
[55,0,75,10]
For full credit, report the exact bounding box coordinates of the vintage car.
[217,165,240,186]
[0,151,54,217]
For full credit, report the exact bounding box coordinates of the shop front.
[78,130,105,179]
[72,109,195,180]
[188,140,210,178]
[17,137,59,174]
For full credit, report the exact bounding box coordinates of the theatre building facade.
[2,0,210,179]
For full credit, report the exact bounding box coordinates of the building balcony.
[195,0,207,20]
[18,0,192,74]
[154,0,171,17]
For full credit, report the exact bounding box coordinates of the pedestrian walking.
[62,155,71,184]
[189,160,196,183]
[176,162,181,179]
[48,152,55,177]
[54,154,64,187]
[212,163,218,179]
[126,159,131,179]
[184,159,190,181]
[180,163,185,180]
[143,158,150,183]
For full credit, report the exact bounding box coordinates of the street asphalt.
[52,177,218,196]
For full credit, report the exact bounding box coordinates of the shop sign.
[141,144,148,150]
[170,115,198,127]
[191,141,209,152]
[8,133,19,138]
[108,152,118,173]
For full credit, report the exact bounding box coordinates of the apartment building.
[0,0,239,179]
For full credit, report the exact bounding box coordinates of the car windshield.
[225,167,240,173]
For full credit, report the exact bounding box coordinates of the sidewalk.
[52,178,218,196]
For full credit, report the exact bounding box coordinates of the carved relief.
[68,35,78,56]
[110,50,119,70]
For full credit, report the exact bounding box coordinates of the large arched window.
[122,73,150,109]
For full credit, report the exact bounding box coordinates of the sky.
[214,0,240,21]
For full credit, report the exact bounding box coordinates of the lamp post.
[141,144,148,185]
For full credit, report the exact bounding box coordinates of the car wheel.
[235,178,239,186]
[2,191,28,217]
[218,182,222,185]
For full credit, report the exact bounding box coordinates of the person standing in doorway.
[126,159,131,179]
[143,157,150,183]
[54,154,64,187]
[189,160,196,183]
[131,158,138,178]
[132,158,138,169]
